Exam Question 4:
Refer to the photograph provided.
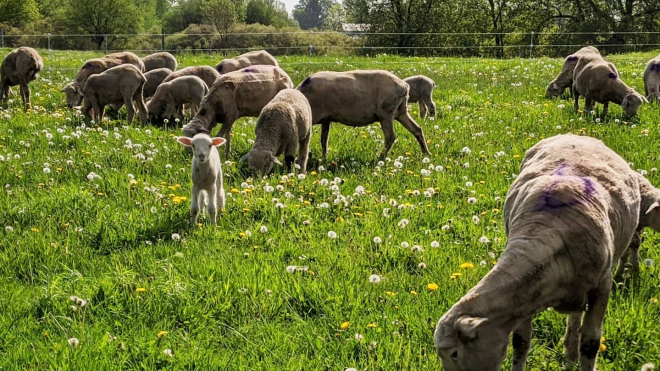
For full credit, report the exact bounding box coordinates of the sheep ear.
[645,201,660,215]
[224,81,236,91]
[239,153,249,163]
[271,155,283,166]
[455,316,487,340]
[551,83,558,89]
[176,136,193,147]
[642,95,649,103]
[211,137,226,147]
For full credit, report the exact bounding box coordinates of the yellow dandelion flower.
[427,283,439,291]
[30,227,39,232]
[367,323,377,328]
[410,290,418,296]
[136,288,147,293]
[385,291,396,297]
[651,298,659,304]
[230,188,240,193]
[158,331,168,338]
[340,321,350,330]
[460,263,474,269]
[353,212,363,217]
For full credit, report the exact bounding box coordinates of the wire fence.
[1,30,660,59]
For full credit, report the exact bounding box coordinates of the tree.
[64,0,141,49]
[162,0,204,33]
[323,2,345,31]
[293,0,335,29]
[202,0,238,33]
[246,0,292,27]
[0,0,40,27]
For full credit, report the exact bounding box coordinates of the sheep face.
[622,92,648,117]
[240,150,282,176]
[645,202,660,231]
[62,82,82,108]
[434,316,508,371]
[545,82,563,98]
[177,134,226,164]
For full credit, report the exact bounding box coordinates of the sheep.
[434,133,644,371]
[240,89,312,176]
[182,65,294,157]
[141,52,178,72]
[296,70,429,159]
[62,52,144,108]
[573,57,648,117]
[643,54,660,102]
[144,68,173,99]
[215,50,278,74]
[403,75,436,118]
[147,76,209,124]
[161,66,220,89]
[81,64,147,125]
[176,134,226,225]
[0,47,43,111]
[546,46,601,98]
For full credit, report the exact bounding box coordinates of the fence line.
[4,31,660,37]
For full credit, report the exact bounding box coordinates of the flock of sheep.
[2,45,660,371]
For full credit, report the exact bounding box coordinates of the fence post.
[161,28,165,51]
[0,29,4,49]
[529,31,534,58]
[104,34,108,54]
[47,33,51,53]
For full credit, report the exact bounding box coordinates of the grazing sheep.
[403,75,436,118]
[296,70,429,159]
[161,66,220,89]
[0,47,43,111]
[144,68,173,99]
[62,52,144,108]
[573,58,648,117]
[147,76,209,124]
[182,65,294,157]
[215,50,278,74]
[546,46,601,98]
[643,54,660,102]
[81,64,147,125]
[240,89,312,175]
[434,133,643,371]
[176,134,226,225]
[141,52,177,72]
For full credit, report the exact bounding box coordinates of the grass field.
[1,48,659,370]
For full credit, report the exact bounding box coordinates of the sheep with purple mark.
[643,53,660,102]
[403,75,436,118]
[435,133,643,371]
[573,57,647,117]
[215,50,278,74]
[546,46,601,98]
[176,134,227,225]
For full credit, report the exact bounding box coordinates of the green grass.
[1,49,659,370]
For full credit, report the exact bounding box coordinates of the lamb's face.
[242,150,282,176]
[622,93,647,117]
[62,83,82,108]
[434,315,508,371]
[176,134,225,163]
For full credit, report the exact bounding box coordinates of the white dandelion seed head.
[373,236,382,244]
[430,240,440,248]
[171,233,181,241]
[418,262,427,269]
[286,265,297,273]
[163,348,173,357]
[369,274,382,284]
[467,197,477,204]
[479,236,490,244]
[68,338,80,347]
[401,241,409,248]
[328,231,337,239]
[260,225,268,233]
[644,259,654,267]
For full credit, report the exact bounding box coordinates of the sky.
[282,0,298,13]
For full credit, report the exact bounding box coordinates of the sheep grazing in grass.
[141,52,178,72]
[296,70,429,159]
[435,133,645,371]
[240,89,312,176]
[403,75,436,118]
[643,54,660,102]
[182,65,294,157]
[161,66,220,89]
[176,134,226,225]
[147,76,209,124]
[81,64,148,125]
[546,46,601,98]
[215,50,278,74]
[0,47,43,111]
[62,52,144,108]
[573,57,647,117]
[144,68,173,99]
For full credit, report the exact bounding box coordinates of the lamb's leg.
[578,281,611,371]
[511,316,533,371]
[123,94,136,125]
[215,176,225,212]
[379,118,396,160]
[133,85,148,125]
[190,187,200,226]
[207,184,218,225]
[423,96,436,117]
[602,101,609,116]
[396,111,430,155]
[320,122,330,158]
[297,133,311,174]
[564,313,581,369]
[19,79,31,111]
[629,232,641,276]
[419,102,427,118]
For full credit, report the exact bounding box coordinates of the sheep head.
[176,134,225,164]
[434,314,508,371]
[545,82,563,98]
[622,92,648,117]
[61,82,83,108]
[240,150,282,176]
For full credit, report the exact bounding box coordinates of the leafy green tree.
[64,0,141,49]
[323,2,345,31]
[293,0,335,29]
[246,0,292,27]
[202,0,238,33]
[163,0,204,33]
[0,0,40,27]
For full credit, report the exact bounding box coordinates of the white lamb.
[176,134,226,225]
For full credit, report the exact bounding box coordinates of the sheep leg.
[82,99,95,122]
[19,79,31,111]
[564,313,581,369]
[190,102,199,117]
[614,248,631,281]
[215,176,226,212]
[297,133,311,174]
[511,316,533,371]
[207,184,218,225]
[379,118,396,160]
[629,232,641,276]
[419,102,427,118]
[133,84,148,125]
[573,87,580,111]
[320,122,331,158]
[423,96,436,117]
[0,76,8,102]
[96,105,106,124]
[123,94,136,125]
[584,96,594,113]
[578,282,611,371]
[602,102,609,117]
[396,112,430,155]
[190,187,200,225]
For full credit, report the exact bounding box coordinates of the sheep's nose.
[198,154,205,161]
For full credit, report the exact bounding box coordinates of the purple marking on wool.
[243,68,254,73]
[567,55,579,62]
[652,63,660,72]
[533,167,597,211]
[217,62,224,72]
[582,177,596,197]
[553,163,569,176]
[608,72,618,79]
[300,76,312,88]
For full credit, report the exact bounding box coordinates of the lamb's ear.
[176,136,193,146]
[645,201,660,215]
[271,155,283,166]
[223,81,236,92]
[551,83,558,90]
[211,137,226,147]
[454,316,487,340]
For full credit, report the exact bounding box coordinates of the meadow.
[1,48,659,370]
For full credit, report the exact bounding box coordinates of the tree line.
[1,0,659,57]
